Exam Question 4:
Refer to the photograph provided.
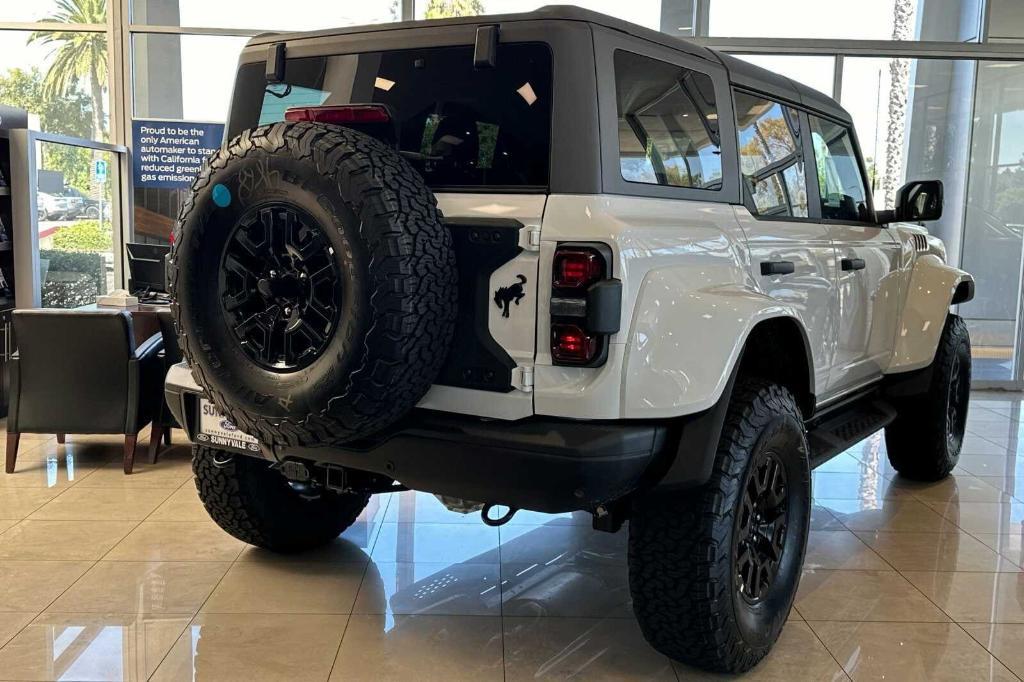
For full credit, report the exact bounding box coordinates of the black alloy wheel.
[734,450,788,604]
[946,350,969,451]
[219,203,340,372]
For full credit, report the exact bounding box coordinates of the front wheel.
[192,444,370,553]
[885,314,971,481]
[628,379,810,673]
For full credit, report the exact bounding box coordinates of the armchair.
[5,309,165,475]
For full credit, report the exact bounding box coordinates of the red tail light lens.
[551,324,598,364]
[553,249,603,289]
[284,104,391,124]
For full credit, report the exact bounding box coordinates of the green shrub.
[40,248,108,308]
[51,220,112,252]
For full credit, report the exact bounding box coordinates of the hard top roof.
[246,4,851,124]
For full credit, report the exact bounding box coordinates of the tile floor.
[0,393,1023,680]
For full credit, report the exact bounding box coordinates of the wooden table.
[76,302,170,346]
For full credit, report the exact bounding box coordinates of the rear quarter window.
[228,43,553,191]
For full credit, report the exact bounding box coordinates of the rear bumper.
[164,363,670,513]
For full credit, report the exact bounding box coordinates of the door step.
[806,397,897,468]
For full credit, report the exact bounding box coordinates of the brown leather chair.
[5,309,165,474]
[148,309,181,462]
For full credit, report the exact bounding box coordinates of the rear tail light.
[553,249,604,289]
[550,244,620,366]
[551,325,598,364]
[284,104,392,124]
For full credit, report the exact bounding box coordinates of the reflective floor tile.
[503,616,675,681]
[812,452,877,475]
[902,571,1024,623]
[923,500,1024,535]
[0,488,62,520]
[144,484,209,522]
[497,523,627,565]
[0,560,93,612]
[353,561,501,616]
[973,533,1024,566]
[974,476,1024,501]
[0,612,190,682]
[47,562,229,615]
[201,560,363,614]
[897,473,1014,504]
[501,559,632,618]
[804,531,888,570]
[811,471,910,501]
[104,522,244,562]
[855,531,1021,572]
[0,520,136,561]
[237,535,373,564]
[811,621,1017,681]
[385,490,484,524]
[674,621,847,681]
[960,436,1013,456]
[28,487,174,522]
[0,519,14,535]
[961,623,1024,679]
[152,613,348,682]
[956,455,1024,479]
[817,498,959,533]
[332,614,503,681]
[371,522,500,564]
[810,505,846,530]
[76,459,193,489]
[0,456,99,489]
[0,612,33,648]
[795,569,948,622]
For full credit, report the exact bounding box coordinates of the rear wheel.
[885,314,971,481]
[628,379,810,673]
[192,444,369,552]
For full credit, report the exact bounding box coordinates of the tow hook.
[481,503,518,526]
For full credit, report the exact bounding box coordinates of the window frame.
[804,111,878,227]
[594,27,740,204]
[732,87,812,220]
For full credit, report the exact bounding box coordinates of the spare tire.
[169,121,456,447]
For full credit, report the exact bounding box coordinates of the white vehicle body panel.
[826,224,903,393]
[416,193,545,420]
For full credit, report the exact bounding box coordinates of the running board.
[806,397,897,469]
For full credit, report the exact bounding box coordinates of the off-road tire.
[170,121,456,447]
[885,314,971,481]
[192,444,369,552]
[628,379,810,673]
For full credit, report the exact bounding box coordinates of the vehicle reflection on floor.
[0,392,1023,680]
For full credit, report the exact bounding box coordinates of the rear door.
[733,90,839,395]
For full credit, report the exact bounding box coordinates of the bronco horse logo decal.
[494,274,527,318]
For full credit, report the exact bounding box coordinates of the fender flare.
[622,274,816,418]
[887,254,974,374]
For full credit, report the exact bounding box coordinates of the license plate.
[195,399,261,453]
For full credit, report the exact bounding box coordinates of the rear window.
[228,43,553,190]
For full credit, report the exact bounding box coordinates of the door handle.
[841,258,866,271]
[760,260,795,276]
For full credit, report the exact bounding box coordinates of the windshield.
[228,42,553,191]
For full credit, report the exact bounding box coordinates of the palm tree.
[29,0,108,142]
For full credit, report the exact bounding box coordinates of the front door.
[807,115,901,394]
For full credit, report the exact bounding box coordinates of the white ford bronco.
[163,6,975,673]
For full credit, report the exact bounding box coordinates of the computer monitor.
[126,242,170,296]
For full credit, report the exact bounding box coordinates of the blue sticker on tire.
[212,183,232,208]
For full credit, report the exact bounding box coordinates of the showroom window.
[130,0,399,31]
[808,115,871,222]
[734,91,808,218]
[613,50,723,189]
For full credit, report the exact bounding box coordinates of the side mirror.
[877,179,944,224]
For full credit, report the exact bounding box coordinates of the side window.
[613,50,723,190]
[808,116,871,222]
[733,92,808,218]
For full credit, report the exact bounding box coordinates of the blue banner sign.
[132,119,224,190]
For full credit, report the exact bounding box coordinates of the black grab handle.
[841,258,866,271]
[760,260,795,276]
